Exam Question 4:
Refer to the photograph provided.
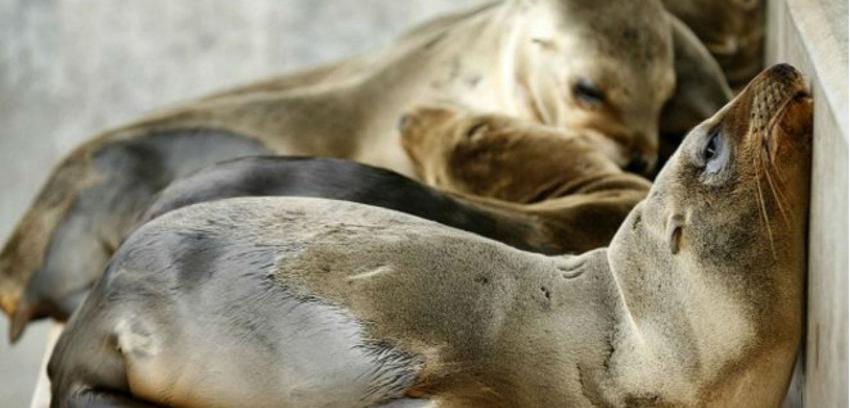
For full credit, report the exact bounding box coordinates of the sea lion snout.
[745,63,808,133]
[624,147,659,177]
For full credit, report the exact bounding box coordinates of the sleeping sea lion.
[398,106,650,203]
[15,111,648,336]
[47,63,812,407]
[0,0,730,338]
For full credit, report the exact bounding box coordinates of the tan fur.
[0,1,728,331]
[601,64,811,406]
[399,107,651,252]
[401,106,639,203]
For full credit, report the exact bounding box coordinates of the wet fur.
[1,0,729,337]
[47,65,812,407]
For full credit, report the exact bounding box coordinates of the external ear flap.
[661,14,733,137]
[666,213,685,255]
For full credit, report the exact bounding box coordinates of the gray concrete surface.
[0,1,482,405]
[766,1,848,407]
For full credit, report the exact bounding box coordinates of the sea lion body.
[48,64,812,407]
[1,0,731,336]
[15,110,650,334]
[140,156,543,253]
[49,198,624,408]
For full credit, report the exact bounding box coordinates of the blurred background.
[0,1,485,404]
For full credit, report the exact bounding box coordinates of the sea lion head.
[514,0,677,174]
[612,63,812,354]
[398,106,625,203]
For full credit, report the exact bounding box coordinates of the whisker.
[768,159,793,207]
[762,151,792,227]
[753,151,777,259]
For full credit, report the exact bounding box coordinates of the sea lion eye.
[702,129,728,176]
[704,130,720,162]
[572,78,605,106]
[465,121,490,139]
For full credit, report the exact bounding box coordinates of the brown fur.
[401,107,651,253]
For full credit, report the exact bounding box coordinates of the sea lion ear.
[661,14,733,137]
[666,213,685,255]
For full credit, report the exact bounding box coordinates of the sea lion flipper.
[7,285,87,343]
[9,299,35,343]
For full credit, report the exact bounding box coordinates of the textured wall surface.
[767,0,848,407]
[0,1,483,405]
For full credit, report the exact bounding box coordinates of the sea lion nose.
[625,152,652,176]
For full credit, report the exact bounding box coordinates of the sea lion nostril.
[625,153,650,175]
[397,114,413,134]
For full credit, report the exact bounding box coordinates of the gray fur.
[49,199,424,407]
[11,129,269,338]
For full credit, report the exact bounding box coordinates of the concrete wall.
[767,0,849,407]
[0,1,483,405]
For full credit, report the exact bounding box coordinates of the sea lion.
[47,63,812,407]
[398,106,650,202]
[138,153,643,257]
[15,112,648,337]
[0,0,730,336]
[662,0,765,88]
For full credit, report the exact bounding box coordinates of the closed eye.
[572,78,606,106]
[465,121,490,139]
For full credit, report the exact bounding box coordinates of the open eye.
[572,78,606,106]
[702,128,728,176]
[704,130,720,162]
